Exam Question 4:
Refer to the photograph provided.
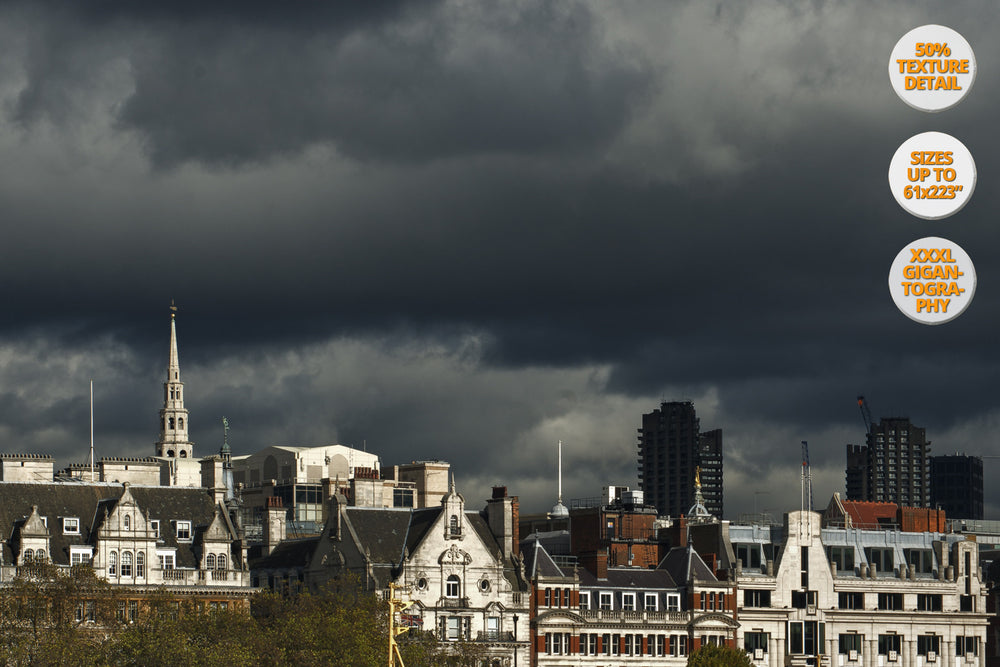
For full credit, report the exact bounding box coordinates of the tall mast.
[89,379,95,481]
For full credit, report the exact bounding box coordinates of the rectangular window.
[917,594,942,611]
[801,547,809,588]
[828,546,855,571]
[599,593,612,611]
[839,634,862,655]
[579,592,589,610]
[150,520,159,537]
[392,488,414,507]
[543,588,551,606]
[588,634,597,655]
[128,600,138,623]
[157,552,176,570]
[656,635,666,657]
[917,635,939,656]
[906,549,934,574]
[956,636,978,657]
[70,547,93,566]
[866,547,893,573]
[612,634,620,656]
[644,593,657,611]
[175,521,191,541]
[447,617,460,641]
[878,593,903,610]
[63,517,80,535]
[678,635,688,656]
[552,633,562,655]
[622,593,635,611]
[602,634,611,656]
[878,634,901,655]
[960,595,974,612]
[667,594,680,611]
[839,592,864,609]
[744,589,771,608]
[624,634,633,656]
[789,622,822,655]
[736,543,762,569]
[791,590,816,609]
[745,632,769,653]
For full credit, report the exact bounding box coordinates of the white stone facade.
[733,511,988,667]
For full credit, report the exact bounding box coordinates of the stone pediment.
[439,544,472,566]
[535,609,586,623]
[690,612,740,628]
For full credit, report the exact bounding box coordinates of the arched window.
[167,450,175,457]
[121,551,132,577]
[168,417,175,430]
[170,389,175,399]
[24,549,34,562]
[446,575,460,598]
[109,551,117,576]
[178,418,184,429]
[36,549,45,561]
[123,515,131,531]
[136,552,145,578]
[217,554,226,570]
[180,451,187,458]
[449,515,460,536]
[206,554,216,570]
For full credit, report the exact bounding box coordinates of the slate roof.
[524,540,567,579]
[252,537,320,570]
[254,501,527,594]
[578,566,677,590]
[0,481,223,568]
[657,544,719,584]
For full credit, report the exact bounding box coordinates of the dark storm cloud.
[110,2,647,166]
[0,1,998,516]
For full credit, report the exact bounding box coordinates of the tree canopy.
[688,643,755,667]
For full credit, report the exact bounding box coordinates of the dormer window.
[150,520,160,537]
[123,515,131,531]
[449,515,460,537]
[175,520,191,541]
[63,517,80,535]
[70,546,93,566]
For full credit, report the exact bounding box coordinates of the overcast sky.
[0,1,998,518]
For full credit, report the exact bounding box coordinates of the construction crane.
[857,396,873,437]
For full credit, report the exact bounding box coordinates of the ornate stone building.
[252,483,530,665]
[0,480,253,611]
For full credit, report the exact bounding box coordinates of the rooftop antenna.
[89,379,95,482]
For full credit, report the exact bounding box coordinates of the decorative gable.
[17,505,51,563]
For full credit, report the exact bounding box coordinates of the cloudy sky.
[0,1,997,518]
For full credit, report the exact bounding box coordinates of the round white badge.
[888,237,976,325]
[888,132,975,220]
[888,25,976,112]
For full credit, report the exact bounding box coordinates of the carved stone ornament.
[439,544,472,565]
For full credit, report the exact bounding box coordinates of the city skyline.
[0,3,998,518]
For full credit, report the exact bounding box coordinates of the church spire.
[155,302,194,459]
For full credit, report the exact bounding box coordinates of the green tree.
[688,643,755,667]
[0,561,119,666]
